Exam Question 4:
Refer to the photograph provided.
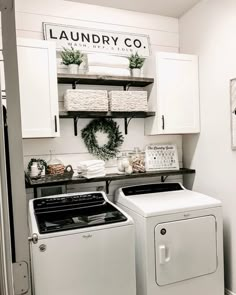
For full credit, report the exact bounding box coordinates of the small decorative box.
[109,91,148,112]
[64,89,108,111]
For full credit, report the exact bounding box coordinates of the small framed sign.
[43,22,151,57]
[230,78,236,149]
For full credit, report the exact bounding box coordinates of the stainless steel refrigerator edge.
[0,1,31,294]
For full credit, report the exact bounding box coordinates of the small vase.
[131,68,141,77]
[68,64,78,74]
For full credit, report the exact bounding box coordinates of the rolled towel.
[88,66,130,77]
[87,54,129,69]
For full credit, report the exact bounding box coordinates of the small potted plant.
[128,52,145,77]
[60,47,84,74]
[27,158,47,178]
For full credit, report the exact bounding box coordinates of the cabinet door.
[158,53,200,134]
[17,38,60,138]
[145,52,200,135]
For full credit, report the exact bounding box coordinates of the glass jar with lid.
[47,150,65,175]
[117,152,133,174]
[129,147,145,173]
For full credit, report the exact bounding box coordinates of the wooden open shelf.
[57,73,154,88]
[60,111,155,119]
[59,111,155,135]
[58,73,155,135]
[26,168,196,196]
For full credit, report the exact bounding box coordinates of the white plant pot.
[131,68,141,77]
[68,64,78,74]
[30,162,40,178]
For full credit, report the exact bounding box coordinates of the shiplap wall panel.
[11,0,182,192]
[15,0,178,33]
[15,13,179,48]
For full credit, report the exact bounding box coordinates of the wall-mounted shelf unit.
[25,168,195,196]
[58,73,155,135]
[59,111,155,135]
[57,73,154,89]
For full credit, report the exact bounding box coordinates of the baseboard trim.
[226,289,236,295]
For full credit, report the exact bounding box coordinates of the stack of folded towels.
[87,53,130,76]
[77,160,106,179]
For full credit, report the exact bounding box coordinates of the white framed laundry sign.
[43,23,151,57]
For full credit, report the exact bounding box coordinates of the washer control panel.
[34,193,105,212]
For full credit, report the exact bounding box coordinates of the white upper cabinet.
[17,38,60,138]
[145,52,200,135]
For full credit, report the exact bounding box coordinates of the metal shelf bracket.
[123,83,132,91]
[105,180,112,194]
[73,116,79,136]
[72,80,79,89]
[161,175,168,183]
[124,117,134,135]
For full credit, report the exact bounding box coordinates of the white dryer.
[115,183,224,295]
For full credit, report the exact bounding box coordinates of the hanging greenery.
[81,118,124,161]
[27,158,47,172]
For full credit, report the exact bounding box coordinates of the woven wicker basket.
[109,91,148,112]
[64,89,108,111]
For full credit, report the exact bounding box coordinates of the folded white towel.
[82,172,106,179]
[88,66,130,77]
[87,54,129,69]
[80,166,105,173]
[78,160,105,168]
[83,169,105,176]
[80,167,105,174]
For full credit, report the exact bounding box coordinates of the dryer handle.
[159,245,170,265]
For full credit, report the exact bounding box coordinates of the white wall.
[179,0,236,293]
[14,0,182,198]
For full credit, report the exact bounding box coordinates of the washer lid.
[116,183,221,217]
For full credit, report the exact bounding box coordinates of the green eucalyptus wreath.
[81,119,124,161]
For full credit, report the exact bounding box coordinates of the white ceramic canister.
[30,162,40,178]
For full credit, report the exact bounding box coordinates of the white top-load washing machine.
[28,191,136,295]
[115,183,224,295]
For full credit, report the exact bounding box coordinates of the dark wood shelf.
[26,168,196,195]
[58,74,155,135]
[57,73,154,87]
[59,111,155,135]
[59,111,155,119]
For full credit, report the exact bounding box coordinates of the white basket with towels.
[109,90,148,112]
[64,89,108,112]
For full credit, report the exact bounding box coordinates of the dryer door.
[155,215,217,286]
